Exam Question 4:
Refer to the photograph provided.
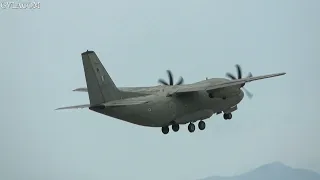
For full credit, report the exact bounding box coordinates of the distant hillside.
[200,162,320,180]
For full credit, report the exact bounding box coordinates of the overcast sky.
[1,0,319,180]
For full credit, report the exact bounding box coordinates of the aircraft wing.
[169,72,286,95]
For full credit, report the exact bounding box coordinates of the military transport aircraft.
[56,50,286,134]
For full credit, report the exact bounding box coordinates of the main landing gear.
[223,113,232,120]
[188,123,195,132]
[161,120,206,134]
[161,113,233,134]
[172,123,180,132]
[187,121,206,133]
[161,123,180,134]
[186,120,206,133]
[198,120,206,130]
[161,126,169,134]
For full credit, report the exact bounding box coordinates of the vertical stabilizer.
[81,50,121,105]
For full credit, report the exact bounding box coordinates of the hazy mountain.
[200,162,320,180]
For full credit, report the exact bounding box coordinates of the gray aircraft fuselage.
[91,78,244,127]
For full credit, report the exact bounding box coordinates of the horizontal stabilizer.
[55,97,149,110]
[103,98,149,107]
[55,104,91,110]
[73,87,88,92]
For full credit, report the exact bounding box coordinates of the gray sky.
[1,0,319,179]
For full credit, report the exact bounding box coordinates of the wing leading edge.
[170,72,286,95]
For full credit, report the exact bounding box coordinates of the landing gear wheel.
[172,123,180,132]
[188,123,195,133]
[223,113,232,120]
[198,120,206,130]
[161,126,169,134]
[208,93,214,98]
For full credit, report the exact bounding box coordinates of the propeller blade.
[176,76,184,85]
[236,64,242,79]
[243,87,253,99]
[247,72,253,78]
[158,79,168,85]
[226,73,237,80]
[167,70,173,85]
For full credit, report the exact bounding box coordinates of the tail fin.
[81,50,121,105]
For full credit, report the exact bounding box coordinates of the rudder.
[81,50,121,105]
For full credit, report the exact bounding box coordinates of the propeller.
[158,70,184,86]
[226,64,253,99]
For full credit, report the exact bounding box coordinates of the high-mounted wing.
[169,72,286,95]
